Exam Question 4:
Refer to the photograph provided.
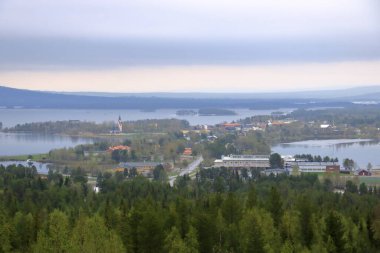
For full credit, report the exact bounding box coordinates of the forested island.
[176,110,198,116]
[198,108,237,116]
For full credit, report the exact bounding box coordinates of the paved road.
[169,156,203,186]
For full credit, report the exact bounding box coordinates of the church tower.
[118,116,123,133]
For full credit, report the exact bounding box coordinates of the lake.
[0,108,294,128]
[0,132,96,156]
[272,139,380,168]
[0,108,294,156]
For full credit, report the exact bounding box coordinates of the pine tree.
[267,187,283,227]
[0,208,12,253]
[33,210,72,253]
[324,211,347,253]
[71,215,125,253]
[246,185,257,209]
[240,209,265,253]
[185,226,200,253]
[164,227,187,253]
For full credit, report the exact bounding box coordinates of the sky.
[0,0,379,92]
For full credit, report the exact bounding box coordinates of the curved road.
[169,156,203,186]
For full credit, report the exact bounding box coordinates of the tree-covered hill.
[1,164,380,252]
[0,86,352,110]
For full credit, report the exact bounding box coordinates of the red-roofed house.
[107,145,131,152]
[183,148,192,156]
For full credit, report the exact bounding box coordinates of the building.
[214,154,270,169]
[110,116,123,134]
[107,145,131,152]
[183,148,192,156]
[285,161,340,173]
[220,123,241,131]
[118,115,123,132]
[119,162,164,176]
[357,169,371,176]
[262,168,286,176]
[326,165,340,173]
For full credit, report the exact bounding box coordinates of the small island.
[176,109,198,116]
[198,108,237,116]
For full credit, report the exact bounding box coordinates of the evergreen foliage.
[0,164,380,252]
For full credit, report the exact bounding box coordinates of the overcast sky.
[0,0,379,92]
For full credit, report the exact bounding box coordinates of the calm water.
[0,161,50,174]
[0,108,294,156]
[272,139,380,168]
[0,108,293,128]
[0,132,96,156]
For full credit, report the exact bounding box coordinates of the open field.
[0,153,48,162]
[359,176,380,186]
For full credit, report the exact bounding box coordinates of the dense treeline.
[290,107,380,128]
[1,164,380,252]
[3,119,189,135]
[240,107,380,144]
[294,154,338,162]
[3,121,113,134]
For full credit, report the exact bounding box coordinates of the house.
[221,123,241,131]
[183,148,192,156]
[357,169,371,176]
[107,145,131,152]
[207,135,218,142]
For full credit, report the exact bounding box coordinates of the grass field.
[0,153,48,162]
[359,177,380,186]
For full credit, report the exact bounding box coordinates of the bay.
[0,132,96,156]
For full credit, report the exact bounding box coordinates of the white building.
[285,161,340,173]
[214,154,270,168]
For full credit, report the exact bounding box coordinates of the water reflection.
[272,139,380,168]
[0,132,97,156]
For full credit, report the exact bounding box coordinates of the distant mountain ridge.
[0,85,377,110]
[57,85,380,99]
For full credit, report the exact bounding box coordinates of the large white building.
[214,154,270,168]
[285,161,340,173]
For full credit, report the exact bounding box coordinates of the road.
[169,156,203,186]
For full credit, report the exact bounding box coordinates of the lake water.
[0,132,96,156]
[0,108,294,156]
[272,139,380,168]
[0,108,294,128]
[0,160,50,174]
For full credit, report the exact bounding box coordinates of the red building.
[183,148,192,156]
[107,145,131,152]
[326,165,340,173]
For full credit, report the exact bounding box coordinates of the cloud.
[0,0,378,39]
[1,61,380,92]
[0,36,379,70]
